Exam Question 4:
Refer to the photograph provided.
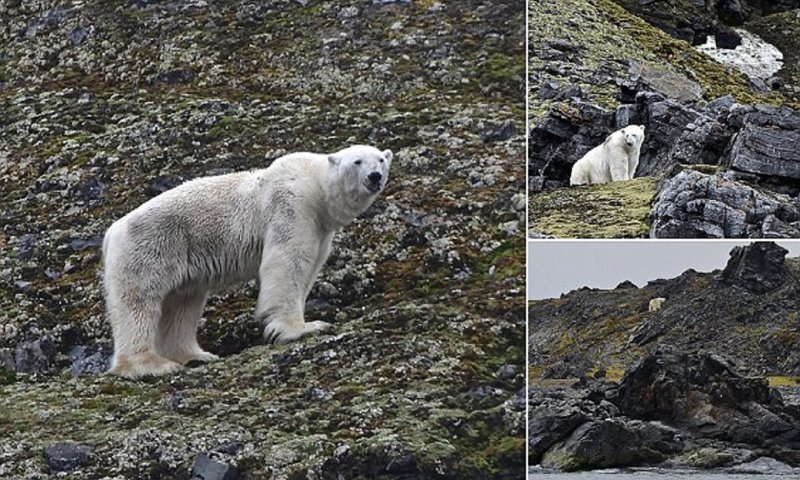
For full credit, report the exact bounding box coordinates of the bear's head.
[621,125,645,148]
[328,145,393,200]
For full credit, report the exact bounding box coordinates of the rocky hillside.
[529,0,800,238]
[529,242,800,472]
[529,242,800,378]
[0,1,526,478]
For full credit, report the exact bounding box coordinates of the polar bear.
[649,297,666,312]
[569,125,645,186]
[102,145,393,378]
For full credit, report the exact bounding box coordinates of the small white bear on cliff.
[570,125,645,186]
[102,145,393,378]
[649,297,666,312]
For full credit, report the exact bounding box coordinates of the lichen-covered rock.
[650,170,800,238]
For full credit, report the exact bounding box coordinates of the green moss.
[0,366,17,385]
[207,114,241,140]
[483,53,525,83]
[529,0,792,124]
[768,376,800,387]
[97,380,140,396]
[529,177,657,238]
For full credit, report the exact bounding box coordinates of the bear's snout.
[368,172,382,183]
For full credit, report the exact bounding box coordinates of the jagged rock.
[528,98,614,187]
[721,242,789,293]
[528,385,616,462]
[614,349,800,445]
[629,62,704,104]
[44,443,91,472]
[540,418,678,471]
[615,280,638,290]
[729,106,800,180]
[650,170,800,238]
[16,233,38,260]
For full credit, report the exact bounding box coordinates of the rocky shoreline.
[529,242,800,472]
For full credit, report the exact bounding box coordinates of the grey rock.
[191,453,240,480]
[14,336,57,374]
[43,443,91,472]
[629,61,704,104]
[481,120,518,143]
[730,107,800,180]
[17,234,38,260]
[541,419,668,470]
[385,454,417,473]
[497,364,517,380]
[650,170,800,238]
[67,26,88,46]
[155,70,195,85]
[68,344,111,376]
[732,456,797,474]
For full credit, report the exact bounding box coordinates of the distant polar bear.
[570,125,645,186]
[649,297,666,312]
[102,145,393,378]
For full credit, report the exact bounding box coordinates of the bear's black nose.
[368,172,382,183]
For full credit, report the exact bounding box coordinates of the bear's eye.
[379,158,384,163]
[354,160,363,166]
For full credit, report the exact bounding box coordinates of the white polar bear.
[102,145,393,378]
[569,125,645,186]
[649,297,666,312]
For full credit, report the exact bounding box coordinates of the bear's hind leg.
[157,288,219,365]
[107,290,183,378]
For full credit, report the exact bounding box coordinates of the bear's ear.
[328,154,341,166]
[382,149,393,163]
[640,125,646,132]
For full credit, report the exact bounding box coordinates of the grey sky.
[528,241,800,300]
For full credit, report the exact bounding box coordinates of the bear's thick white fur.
[570,125,645,186]
[649,297,666,312]
[102,145,393,378]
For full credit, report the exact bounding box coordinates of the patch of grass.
[768,376,800,387]
[529,177,657,238]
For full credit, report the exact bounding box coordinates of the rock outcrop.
[531,348,800,471]
[721,241,791,293]
[529,0,800,239]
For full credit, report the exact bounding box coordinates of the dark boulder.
[721,242,790,293]
[540,418,679,471]
[613,348,800,446]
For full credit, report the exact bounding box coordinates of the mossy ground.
[529,177,656,238]
[0,0,525,477]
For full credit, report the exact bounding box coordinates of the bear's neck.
[322,181,371,231]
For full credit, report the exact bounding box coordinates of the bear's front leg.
[256,240,332,344]
[609,160,629,182]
